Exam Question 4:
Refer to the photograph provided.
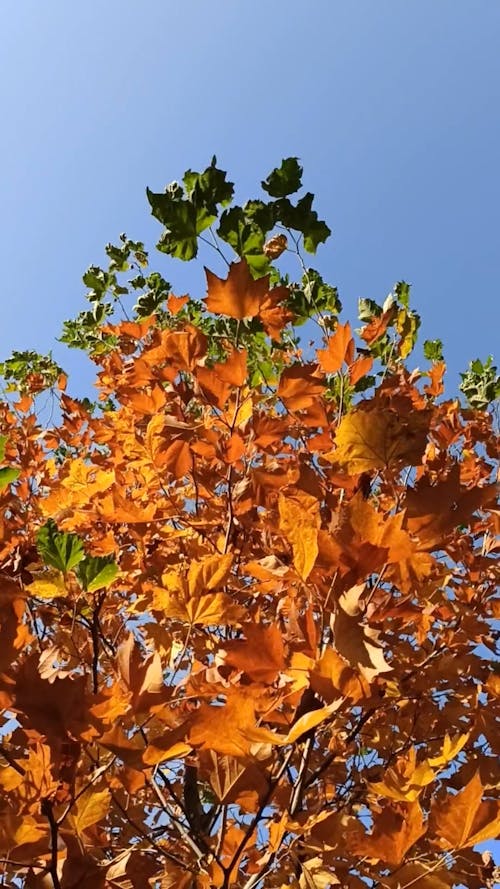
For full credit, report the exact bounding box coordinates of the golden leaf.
[279,490,321,580]
[370,748,436,802]
[427,732,469,767]
[26,570,67,600]
[73,788,111,835]
[188,553,234,596]
[334,407,430,473]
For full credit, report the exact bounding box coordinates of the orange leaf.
[424,361,446,397]
[429,771,500,850]
[348,353,373,386]
[188,689,278,757]
[204,259,270,319]
[349,801,426,867]
[360,308,394,345]
[223,623,285,683]
[316,322,355,374]
[278,364,325,411]
[167,293,189,314]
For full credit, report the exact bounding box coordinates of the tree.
[0,158,499,889]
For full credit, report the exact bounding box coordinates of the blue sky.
[1,0,499,396]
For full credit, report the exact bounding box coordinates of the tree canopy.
[0,159,499,889]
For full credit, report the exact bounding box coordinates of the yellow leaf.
[188,553,234,596]
[61,458,114,498]
[334,407,430,473]
[73,788,111,835]
[286,701,341,745]
[370,748,436,802]
[279,491,320,580]
[428,732,469,767]
[13,816,47,847]
[186,593,243,626]
[26,570,67,600]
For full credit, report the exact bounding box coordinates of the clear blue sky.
[1,0,499,397]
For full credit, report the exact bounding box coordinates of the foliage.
[0,160,499,889]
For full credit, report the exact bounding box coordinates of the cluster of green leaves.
[37,519,118,592]
[0,157,498,415]
[459,356,500,410]
[147,155,330,271]
[0,350,63,394]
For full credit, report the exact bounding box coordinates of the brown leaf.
[263,233,288,259]
[333,585,392,682]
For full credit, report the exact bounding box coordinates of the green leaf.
[147,159,234,261]
[302,269,342,314]
[183,157,234,210]
[274,193,331,253]
[0,436,6,463]
[395,281,411,308]
[423,339,444,362]
[147,189,201,261]
[262,157,303,198]
[459,356,500,409]
[75,556,119,592]
[37,520,85,574]
[0,467,20,490]
[217,207,270,277]
[358,298,382,322]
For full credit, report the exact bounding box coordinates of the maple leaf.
[72,788,111,835]
[350,801,426,867]
[188,689,278,757]
[200,751,269,810]
[278,363,325,411]
[333,584,392,682]
[316,321,355,374]
[369,747,436,802]
[204,259,270,319]
[223,623,286,683]
[334,406,430,472]
[429,771,500,850]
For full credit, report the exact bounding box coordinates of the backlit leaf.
[279,490,321,580]
[37,520,85,573]
[73,788,111,835]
